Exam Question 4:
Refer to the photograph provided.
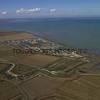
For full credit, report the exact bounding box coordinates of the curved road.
[0,61,18,78]
[6,63,18,78]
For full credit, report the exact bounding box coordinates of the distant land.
[0,31,34,41]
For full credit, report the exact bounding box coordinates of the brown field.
[18,74,100,100]
[0,32,34,41]
[1,68,100,100]
[0,63,8,71]
[0,73,100,100]
[12,64,34,75]
[15,54,59,66]
[20,74,66,99]
[0,44,16,60]
[0,80,25,100]
[57,75,100,100]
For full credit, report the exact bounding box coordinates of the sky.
[0,0,100,18]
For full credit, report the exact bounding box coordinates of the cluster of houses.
[1,36,83,58]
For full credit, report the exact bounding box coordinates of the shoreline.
[0,30,100,56]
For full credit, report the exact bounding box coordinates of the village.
[1,36,84,58]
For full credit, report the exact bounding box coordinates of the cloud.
[28,8,40,12]
[50,9,56,13]
[1,11,7,15]
[16,8,41,14]
[16,8,24,13]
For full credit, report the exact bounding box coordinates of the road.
[0,61,18,78]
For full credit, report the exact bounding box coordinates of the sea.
[0,17,100,51]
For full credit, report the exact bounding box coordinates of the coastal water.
[0,18,100,49]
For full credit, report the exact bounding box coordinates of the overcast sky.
[0,0,100,18]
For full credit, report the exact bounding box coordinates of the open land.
[0,31,100,100]
[0,31,34,41]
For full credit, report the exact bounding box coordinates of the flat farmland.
[45,58,86,71]
[57,75,100,100]
[0,63,9,72]
[12,64,34,75]
[15,54,59,66]
[0,80,25,100]
[20,75,66,100]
